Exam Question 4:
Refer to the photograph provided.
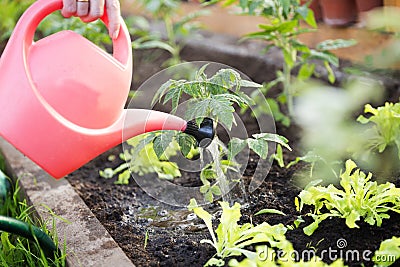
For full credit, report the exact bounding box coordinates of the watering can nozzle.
[184,118,215,148]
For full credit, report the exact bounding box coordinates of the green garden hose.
[0,215,57,254]
[0,169,57,257]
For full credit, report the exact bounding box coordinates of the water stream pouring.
[0,0,214,178]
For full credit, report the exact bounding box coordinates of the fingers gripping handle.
[16,0,131,66]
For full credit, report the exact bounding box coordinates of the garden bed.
[63,32,400,267]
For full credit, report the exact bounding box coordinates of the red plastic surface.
[0,0,186,178]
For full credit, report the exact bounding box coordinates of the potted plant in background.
[320,0,358,27]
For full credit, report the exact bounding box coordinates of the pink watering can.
[0,0,213,178]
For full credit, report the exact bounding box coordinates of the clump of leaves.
[152,64,291,201]
[37,12,111,49]
[99,131,197,184]
[373,236,400,267]
[297,159,400,236]
[152,64,261,129]
[222,0,355,125]
[0,0,34,42]
[357,102,400,160]
[101,65,290,202]
[133,0,208,67]
[188,199,291,266]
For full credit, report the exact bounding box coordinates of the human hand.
[61,0,121,39]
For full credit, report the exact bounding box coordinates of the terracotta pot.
[355,0,383,12]
[301,0,323,21]
[320,0,358,27]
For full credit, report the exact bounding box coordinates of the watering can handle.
[17,0,130,66]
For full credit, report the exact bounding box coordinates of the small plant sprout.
[99,131,190,184]
[298,160,400,236]
[151,64,291,202]
[357,102,400,160]
[144,229,149,249]
[133,0,208,67]
[188,199,291,266]
[373,237,400,267]
[101,64,290,202]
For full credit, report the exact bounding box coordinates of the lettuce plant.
[357,102,400,160]
[188,199,290,266]
[298,159,400,236]
[373,237,400,267]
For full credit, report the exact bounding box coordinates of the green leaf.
[188,198,217,245]
[240,79,263,88]
[205,191,214,203]
[252,133,292,151]
[196,63,210,81]
[134,40,176,54]
[99,168,114,179]
[374,237,400,267]
[209,68,241,92]
[309,50,339,67]
[316,39,357,51]
[345,210,361,228]
[153,131,175,159]
[303,220,319,236]
[200,184,210,194]
[163,83,184,112]
[177,134,196,157]
[204,258,225,267]
[152,79,177,106]
[281,0,291,17]
[297,5,317,28]
[247,138,269,159]
[211,185,222,196]
[271,144,285,167]
[228,138,247,160]
[129,133,157,156]
[298,63,315,81]
[115,170,131,185]
[210,96,235,130]
[184,99,210,122]
[255,208,286,216]
[324,61,335,84]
